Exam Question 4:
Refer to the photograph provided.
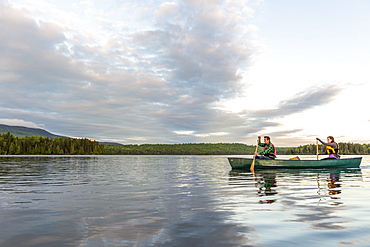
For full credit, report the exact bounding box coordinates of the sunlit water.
[0,155,369,247]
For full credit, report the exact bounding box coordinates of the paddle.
[316,140,319,160]
[250,138,259,172]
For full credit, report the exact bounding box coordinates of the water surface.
[0,155,369,246]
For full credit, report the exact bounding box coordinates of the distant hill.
[99,142,123,145]
[0,124,123,145]
[0,124,65,139]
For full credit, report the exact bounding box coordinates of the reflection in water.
[0,155,368,246]
[228,170,279,204]
[316,172,343,206]
[229,168,362,205]
[228,167,366,242]
[0,156,253,246]
[256,171,278,204]
[328,172,341,195]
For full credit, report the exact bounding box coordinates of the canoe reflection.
[228,170,279,204]
[328,173,341,195]
[229,168,362,204]
[256,171,277,204]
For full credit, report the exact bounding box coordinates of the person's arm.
[317,138,328,154]
[254,137,263,155]
[257,136,264,147]
[317,138,337,148]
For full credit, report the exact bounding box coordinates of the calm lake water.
[0,155,369,247]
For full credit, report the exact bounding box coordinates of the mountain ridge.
[0,124,122,145]
[0,124,65,139]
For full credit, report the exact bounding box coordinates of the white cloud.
[1,0,369,146]
[174,131,195,135]
[0,118,44,129]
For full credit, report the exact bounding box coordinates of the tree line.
[285,143,370,155]
[104,143,290,155]
[0,133,104,155]
[0,132,369,155]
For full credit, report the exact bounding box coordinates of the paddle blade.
[250,157,256,171]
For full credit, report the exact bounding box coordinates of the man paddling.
[316,136,340,159]
[254,136,277,159]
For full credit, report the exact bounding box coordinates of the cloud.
[0,1,345,145]
[0,119,43,129]
[249,85,343,119]
[127,1,258,136]
[1,0,260,143]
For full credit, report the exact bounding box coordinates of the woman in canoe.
[254,136,277,159]
[316,136,340,159]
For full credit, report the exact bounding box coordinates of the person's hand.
[257,136,261,140]
[254,152,258,155]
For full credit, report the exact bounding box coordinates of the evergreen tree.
[0,133,105,155]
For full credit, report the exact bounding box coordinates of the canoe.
[228,157,362,169]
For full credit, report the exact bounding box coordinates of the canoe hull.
[228,157,362,169]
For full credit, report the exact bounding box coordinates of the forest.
[103,143,290,155]
[285,143,370,155]
[0,132,369,155]
[0,133,104,155]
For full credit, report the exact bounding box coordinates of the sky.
[1,0,370,146]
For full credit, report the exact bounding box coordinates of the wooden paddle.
[316,140,319,160]
[250,139,259,172]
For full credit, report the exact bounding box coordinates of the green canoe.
[228,157,362,169]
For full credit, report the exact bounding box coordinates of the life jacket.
[326,142,339,154]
